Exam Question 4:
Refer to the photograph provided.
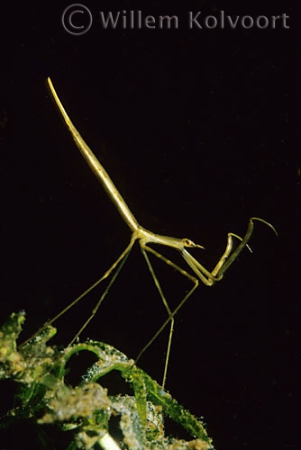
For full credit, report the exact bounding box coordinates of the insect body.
[26,78,277,388]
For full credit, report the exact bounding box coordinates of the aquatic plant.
[0,312,214,449]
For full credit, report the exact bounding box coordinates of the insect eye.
[182,238,195,247]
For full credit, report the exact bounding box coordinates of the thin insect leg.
[136,244,198,387]
[212,217,277,279]
[20,237,135,347]
[69,240,134,346]
[210,232,237,278]
[182,218,276,285]
[181,241,235,286]
[211,232,253,277]
[182,234,247,285]
[136,218,277,384]
[141,247,174,389]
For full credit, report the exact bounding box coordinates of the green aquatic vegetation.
[0,312,214,449]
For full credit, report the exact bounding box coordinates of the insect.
[25,78,277,388]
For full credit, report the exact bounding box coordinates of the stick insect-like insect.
[25,78,277,388]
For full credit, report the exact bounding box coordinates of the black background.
[1,1,299,449]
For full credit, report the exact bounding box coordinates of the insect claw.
[251,217,278,236]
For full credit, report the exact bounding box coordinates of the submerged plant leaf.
[0,313,214,450]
